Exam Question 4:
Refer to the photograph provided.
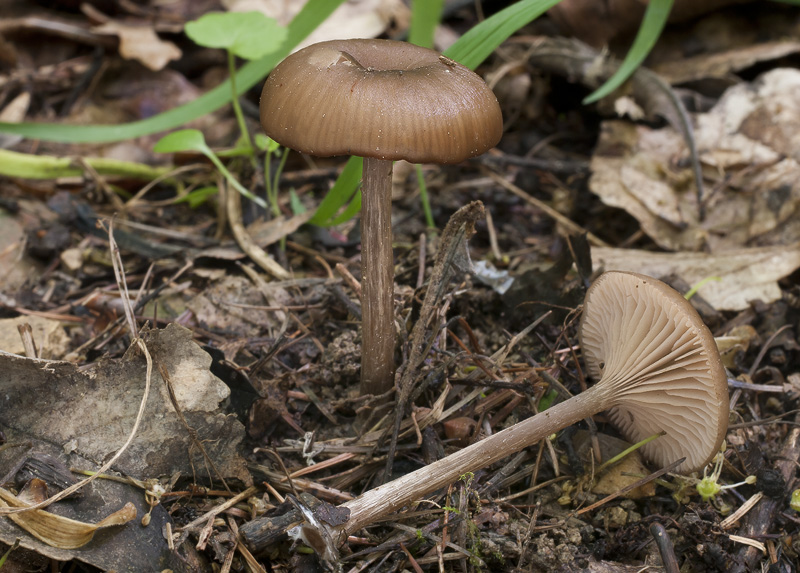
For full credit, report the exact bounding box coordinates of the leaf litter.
[0,1,799,572]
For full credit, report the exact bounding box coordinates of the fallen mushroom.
[325,272,728,546]
[260,39,503,397]
[241,271,729,556]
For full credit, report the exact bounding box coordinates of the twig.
[335,262,362,299]
[384,201,486,479]
[748,324,793,377]
[649,522,680,573]
[16,323,38,359]
[225,178,290,280]
[178,486,259,532]
[575,458,684,515]
[484,168,609,247]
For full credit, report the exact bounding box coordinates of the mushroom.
[321,271,729,542]
[259,39,503,397]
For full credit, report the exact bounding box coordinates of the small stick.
[649,522,680,573]
[416,232,427,290]
[484,168,609,247]
[484,208,502,262]
[16,323,38,359]
[335,262,362,299]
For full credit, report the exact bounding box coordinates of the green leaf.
[174,186,220,208]
[289,188,306,214]
[0,540,20,568]
[444,0,562,69]
[583,0,675,104]
[153,129,208,154]
[185,12,287,61]
[308,156,362,226]
[254,133,281,153]
[409,0,444,49]
[327,190,362,227]
[538,389,559,411]
[0,0,345,143]
[154,129,268,209]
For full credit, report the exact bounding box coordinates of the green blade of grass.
[328,190,362,227]
[0,0,344,143]
[308,156,362,226]
[582,0,674,104]
[408,0,444,48]
[0,148,171,180]
[444,0,563,69]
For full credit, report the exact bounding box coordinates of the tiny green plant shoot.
[184,11,287,154]
[0,539,20,569]
[695,446,756,504]
[182,12,290,215]
[791,489,800,512]
[254,133,289,219]
[152,129,267,209]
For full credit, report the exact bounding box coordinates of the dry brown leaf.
[591,244,800,310]
[590,69,800,252]
[716,325,758,369]
[0,486,136,550]
[0,324,250,483]
[93,22,182,71]
[654,40,800,85]
[0,315,70,359]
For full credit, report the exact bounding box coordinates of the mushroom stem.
[359,157,396,397]
[333,383,614,541]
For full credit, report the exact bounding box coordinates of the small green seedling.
[684,276,722,300]
[153,129,266,209]
[255,133,289,219]
[791,489,800,512]
[173,186,220,209]
[695,445,756,504]
[185,11,287,152]
[0,539,20,569]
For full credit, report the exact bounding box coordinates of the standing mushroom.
[259,39,503,397]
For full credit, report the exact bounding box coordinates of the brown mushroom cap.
[579,271,728,473]
[260,39,503,164]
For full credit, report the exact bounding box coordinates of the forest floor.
[0,1,799,572]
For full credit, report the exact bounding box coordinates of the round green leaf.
[185,11,287,61]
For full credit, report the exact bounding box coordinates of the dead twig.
[484,168,609,247]
[384,201,486,480]
[225,179,290,280]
